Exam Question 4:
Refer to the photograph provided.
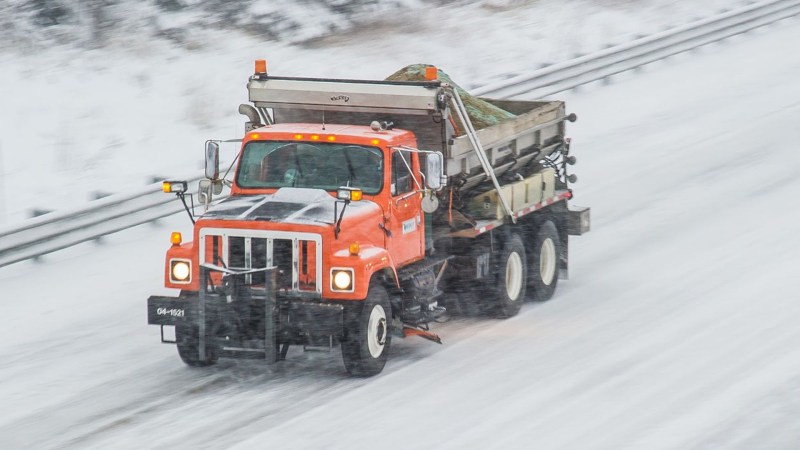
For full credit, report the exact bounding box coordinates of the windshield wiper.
[343,148,356,182]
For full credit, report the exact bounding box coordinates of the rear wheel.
[342,282,392,377]
[491,233,527,318]
[529,220,561,302]
[176,322,219,367]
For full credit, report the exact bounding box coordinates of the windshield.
[236,141,384,194]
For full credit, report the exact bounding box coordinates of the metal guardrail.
[0,177,208,268]
[1,0,798,269]
[472,0,800,98]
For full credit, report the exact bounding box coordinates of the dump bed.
[448,98,566,191]
[246,75,570,191]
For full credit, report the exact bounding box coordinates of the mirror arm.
[334,199,350,240]
[188,191,196,218]
[176,192,196,225]
[220,151,241,184]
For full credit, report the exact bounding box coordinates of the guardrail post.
[91,191,112,200]
[30,209,53,218]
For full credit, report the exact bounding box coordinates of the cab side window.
[391,150,414,196]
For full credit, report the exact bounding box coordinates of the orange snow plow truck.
[147,62,590,376]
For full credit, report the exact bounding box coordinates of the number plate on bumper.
[147,296,193,325]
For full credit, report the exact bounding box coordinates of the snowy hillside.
[0,1,745,51]
[1,0,426,50]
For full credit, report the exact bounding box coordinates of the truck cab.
[165,123,427,301]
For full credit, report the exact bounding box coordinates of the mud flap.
[566,205,591,235]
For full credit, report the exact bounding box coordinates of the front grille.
[199,228,322,294]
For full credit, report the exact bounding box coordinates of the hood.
[201,188,381,226]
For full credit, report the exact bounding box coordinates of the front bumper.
[147,294,345,334]
[148,266,345,362]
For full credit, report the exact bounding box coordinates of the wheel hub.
[540,238,556,286]
[367,305,387,358]
[505,251,523,301]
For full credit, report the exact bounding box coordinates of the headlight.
[170,259,191,283]
[331,269,354,292]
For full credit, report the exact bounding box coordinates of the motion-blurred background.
[3,2,800,449]
[0,0,741,225]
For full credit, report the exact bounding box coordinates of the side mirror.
[198,179,213,205]
[205,141,220,180]
[422,152,446,190]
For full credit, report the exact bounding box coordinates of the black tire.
[529,220,561,302]
[176,322,219,367]
[342,282,392,377]
[491,233,527,318]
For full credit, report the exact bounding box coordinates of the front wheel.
[491,233,527,318]
[342,282,392,377]
[529,220,561,302]
[176,322,219,367]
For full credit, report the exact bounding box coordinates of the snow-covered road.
[2,17,800,450]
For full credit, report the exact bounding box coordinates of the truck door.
[387,149,424,266]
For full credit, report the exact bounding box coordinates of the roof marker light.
[294,134,304,139]
[424,66,438,81]
[255,59,267,74]
[327,135,336,141]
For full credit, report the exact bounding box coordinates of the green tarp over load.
[385,64,516,134]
